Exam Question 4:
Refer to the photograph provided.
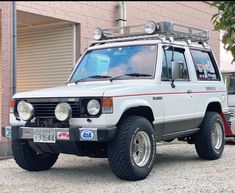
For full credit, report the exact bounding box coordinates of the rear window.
[190,50,220,81]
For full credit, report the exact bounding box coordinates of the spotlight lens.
[55,102,71,121]
[144,21,157,34]
[93,28,103,40]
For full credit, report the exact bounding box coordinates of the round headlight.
[144,21,157,35]
[17,101,34,121]
[93,28,104,40]
[87,99,101,116]
[55,102,71,121]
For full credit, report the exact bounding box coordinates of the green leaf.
[211,13,219,21]
[211,1,235,61]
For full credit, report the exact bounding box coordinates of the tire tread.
[108,116,156,181]
[12,139,58,171]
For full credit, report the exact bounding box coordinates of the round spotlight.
[87,99,101,116]
[55,102,71,121]
[144,21,157,35]
[17,101,34,121]
[93,28,104,40]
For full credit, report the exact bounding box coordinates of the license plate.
[33,128,56,143]
[4,126,12,138]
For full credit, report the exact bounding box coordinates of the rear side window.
[190,50,220,81]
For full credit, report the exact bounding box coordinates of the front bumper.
[2,126,116,142]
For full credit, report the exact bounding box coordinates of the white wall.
[220,32,235,72]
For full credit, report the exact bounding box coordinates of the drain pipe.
[12,1,17,94]
[117,1,127,33]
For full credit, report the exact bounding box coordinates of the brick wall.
[0,2,13,140]
[16,1,220,60]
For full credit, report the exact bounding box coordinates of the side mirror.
[171,61,184,80]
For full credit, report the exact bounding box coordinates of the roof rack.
[159,22,209,42]
[90,21,209,46]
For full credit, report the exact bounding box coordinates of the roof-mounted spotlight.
[93,28,104,40]
[144,21,158,35]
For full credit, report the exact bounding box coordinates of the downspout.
[117,1,127,34]
[12,1,17,94]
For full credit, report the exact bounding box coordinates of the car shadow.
[14,143,221,184]
[225,140,235,145]
[37,149,201,182]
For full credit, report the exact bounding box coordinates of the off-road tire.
[194,112,225,160]
[108,116,156,181]
[12,139,59,171]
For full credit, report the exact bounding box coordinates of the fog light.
[55,102,71,121]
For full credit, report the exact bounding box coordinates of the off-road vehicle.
[3,21,231,181]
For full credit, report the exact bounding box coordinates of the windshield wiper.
[70,75,112,84]
[69,73,152,84]
[110,73,152,82]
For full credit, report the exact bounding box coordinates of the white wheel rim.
[211,122,223,150]
[132,131,151,167]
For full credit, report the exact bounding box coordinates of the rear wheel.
[194,112,225,160]
[108,116,156,181]
[12,139,59,171]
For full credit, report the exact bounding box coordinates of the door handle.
[187,89,192,94]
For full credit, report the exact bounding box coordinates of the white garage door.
[17,23,76,92]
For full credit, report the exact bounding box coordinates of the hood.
[13,81,154,99]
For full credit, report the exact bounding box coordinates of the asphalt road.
[0,141,235,193]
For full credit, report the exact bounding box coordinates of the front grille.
[32,102,79,118]
[21,99,80,118]
[228,121,232,128]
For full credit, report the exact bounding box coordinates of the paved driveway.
[0,141,235,193]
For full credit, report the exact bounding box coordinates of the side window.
[190,50,220,81]
[161,47,189,80]
[161,51,168,80]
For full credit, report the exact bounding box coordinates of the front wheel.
[12,139,59,171]
[108,116,156,181]
[194,112,225,160]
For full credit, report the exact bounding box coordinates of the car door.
[160,45,196,138]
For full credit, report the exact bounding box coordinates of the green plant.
[211,1,235,63]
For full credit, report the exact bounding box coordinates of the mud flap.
[220,113,233,137]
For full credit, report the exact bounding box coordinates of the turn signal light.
[10,99,15,113]
[102,97,113,114]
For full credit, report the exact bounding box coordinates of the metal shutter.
[17,23,75,92]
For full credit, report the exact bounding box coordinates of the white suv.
[4,21,230,181]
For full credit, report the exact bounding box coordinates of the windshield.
[222,72,235,94]
[70,45,157,82]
